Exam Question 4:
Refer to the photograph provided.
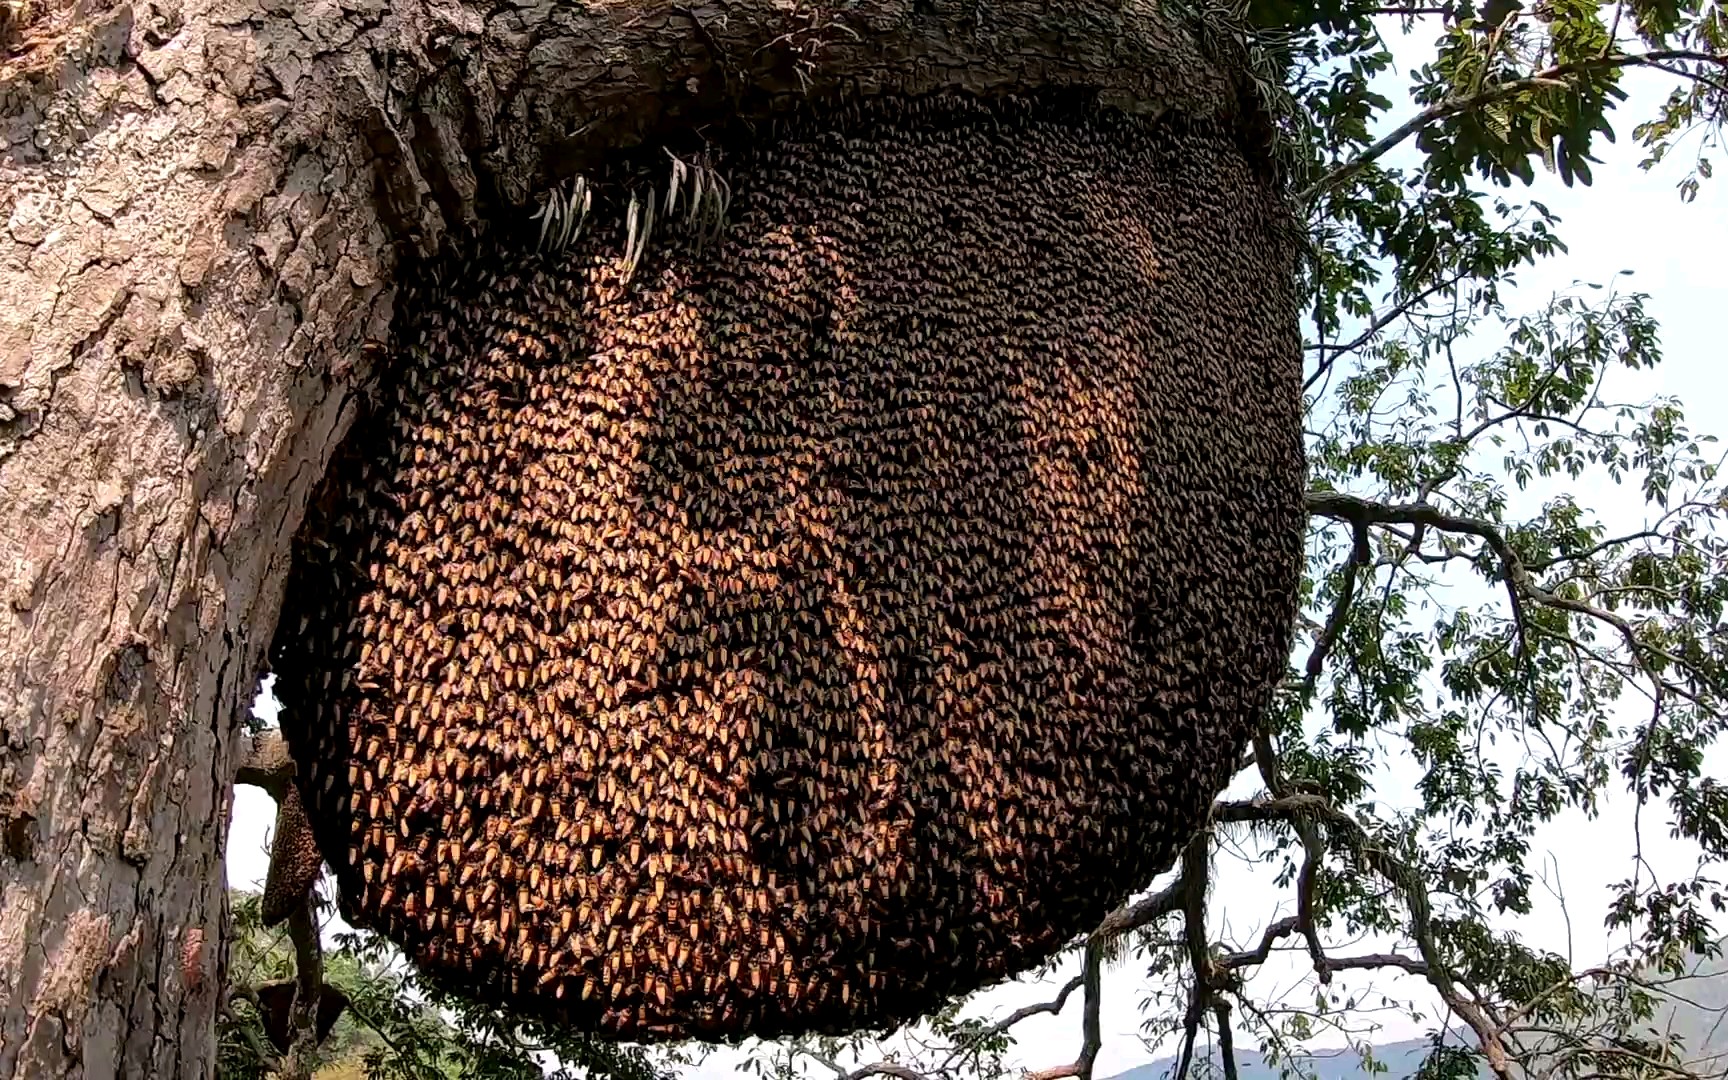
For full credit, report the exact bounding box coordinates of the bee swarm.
[271,92,1305,1041]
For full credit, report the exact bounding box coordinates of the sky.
[226,23,1728,1080]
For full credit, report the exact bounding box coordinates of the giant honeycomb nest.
[271,91,1307,1041]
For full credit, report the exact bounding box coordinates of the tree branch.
[280,896,325,1080]
[1307,490,1534,659]
[1299,49,1728,206]
[1216,915,1300,973]
[1214,1001,1240,1080]
[977,973,1086,1040]
[1092,876,1189,941]
[1322,951,1432,975]
[394,0,1257,215]
[1300,517,1373,704]
[852,865,1187,1080]
[807,1053,933,1080]
[1304,266,1474,378]
[1306,490,1728,708]
[1214,792,1516,1080]
[1026,940,1106,1080]
[1172,833,1215,1080]
[222,987,284,1075]
[235,730,295,800]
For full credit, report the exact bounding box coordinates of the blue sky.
[228,26,1728,1079]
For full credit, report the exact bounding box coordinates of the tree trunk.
[0,1,1257,1075]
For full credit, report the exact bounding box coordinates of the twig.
[1300,49,1728,206]
[1304,266,1473,371]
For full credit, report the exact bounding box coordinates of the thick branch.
[1217,915,1300,973]
[235,730,295,802]
[1171,833,1215,1080]
[223,988,284,1075]
[367,0,1258,222]
[981,974,1084,1038]
[1092,876,1188,941]
[279,897,325,1080]
[1213,1001,1240,1080]
[1323,951,1431,975]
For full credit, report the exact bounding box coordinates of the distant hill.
[1637,944,1728,1073]
[1104,946,1728,1080]
[1101,1033,1477,1080]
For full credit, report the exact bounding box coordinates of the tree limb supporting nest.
[444,0,1260,215]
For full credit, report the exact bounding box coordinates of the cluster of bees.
[271,91,1305,1041]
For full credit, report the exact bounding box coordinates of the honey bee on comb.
[270,91,1304,1042]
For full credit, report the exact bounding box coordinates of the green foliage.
[1271,263,1727,1076]
[217,889,681,1080]
[1205,0,1728,1064]
[219,892,379,1079]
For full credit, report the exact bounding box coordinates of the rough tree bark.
[0,2,1261,1075]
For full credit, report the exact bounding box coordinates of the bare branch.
[1212,792,1516,1080]
[1217,915,1300,972]
[1300,518,1373,703]
[1173,834,1214,1080]
[1292,826,1330,979]
[1323,952,1432,975]
[1214,792,1335,826]
[1174,1008,1204,1080]
[807,1053,934,1080]
[1025,939,1105,1080]
[1092,876,1188,941]
[1521,527,1672,572]
[1304,266,1474,378]
[977,973,1086,1040]
[1307,490,1532,659]
[1214,1001,1240,1080]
